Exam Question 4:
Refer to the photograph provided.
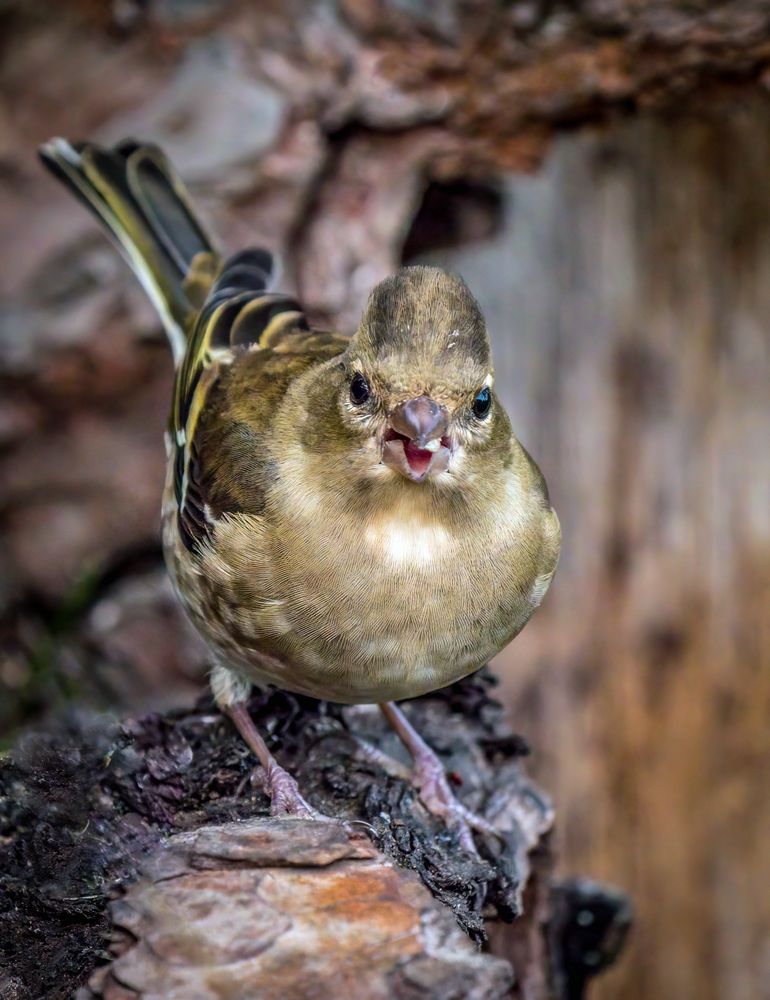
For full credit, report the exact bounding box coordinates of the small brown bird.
[40,138,560,851]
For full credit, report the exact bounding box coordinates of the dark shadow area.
[402,180,505,264]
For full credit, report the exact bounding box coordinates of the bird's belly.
[222,516,535,704]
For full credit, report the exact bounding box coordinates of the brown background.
[1,3,769,999]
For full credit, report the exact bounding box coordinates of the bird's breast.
[233,481,547,703]
[182,465,556,704]
[363,515,453,566]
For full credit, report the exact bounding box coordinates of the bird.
[39,138,561,853]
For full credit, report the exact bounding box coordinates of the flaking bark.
[0,671,630,999]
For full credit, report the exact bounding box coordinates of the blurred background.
[1,3,769,999]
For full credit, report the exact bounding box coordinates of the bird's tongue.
[403,440,433,477]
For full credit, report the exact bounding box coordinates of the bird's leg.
[380,701,497,854]
[224,702,320,819]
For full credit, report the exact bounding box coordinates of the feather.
[170,257,317,550]
[38,137,218,364]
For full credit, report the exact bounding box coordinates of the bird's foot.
[411,747,498,856]
[378,701,498,857]
[355,736,491,853]
[264,759,326,820]
[224,701,335,822]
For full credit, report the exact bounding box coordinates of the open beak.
[382,396,451,482]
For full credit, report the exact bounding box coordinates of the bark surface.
[0,671,631,1000]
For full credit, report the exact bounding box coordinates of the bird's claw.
[413,758,499,856]
[266,763,326,819]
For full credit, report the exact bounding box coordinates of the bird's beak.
[382,396,451,481]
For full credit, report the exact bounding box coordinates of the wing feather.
[171,251,332,551]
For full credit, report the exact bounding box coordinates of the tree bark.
[78,819,516,1000]
[0,673,630,1000]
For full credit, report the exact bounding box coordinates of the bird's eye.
[472,386,492,419]
[350,372,371,405]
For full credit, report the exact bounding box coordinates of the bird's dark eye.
[350,372,371,405]
[472,386,492,419]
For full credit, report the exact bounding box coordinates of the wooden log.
[0,672,630,999]
[78,819,515,1000]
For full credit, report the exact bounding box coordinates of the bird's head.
[335,266,510,486]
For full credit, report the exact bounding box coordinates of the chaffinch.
[40,138,560,852]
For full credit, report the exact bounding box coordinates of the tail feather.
[122,142,212,273]
[38,137,217,364]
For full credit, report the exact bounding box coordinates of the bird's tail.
[38,137,217,365]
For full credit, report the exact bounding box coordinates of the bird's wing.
[39,138,349,555]
[172,252,349,551]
